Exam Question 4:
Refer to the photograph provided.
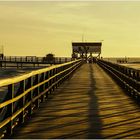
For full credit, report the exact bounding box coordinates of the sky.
[0,1,140,57]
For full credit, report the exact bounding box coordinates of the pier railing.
[98,59,140,99]
[0,56,73,68]
[0,56,72,63]
[0,59,83,138]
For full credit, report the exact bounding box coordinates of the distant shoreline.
[130,62,140,64]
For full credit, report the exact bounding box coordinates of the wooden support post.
[45,71,49,99]
[34,74,40,108]
[42,73,45,99]
[7,84,14,135]
[28,77,33,115]
[55,68,58,88]
[49,70,52,94]
[40,73,45,102]
[19,80,25,124]
[52,69,55,91]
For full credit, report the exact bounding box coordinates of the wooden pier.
[1,59,140,139]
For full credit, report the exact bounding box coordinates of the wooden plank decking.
[11,64,140,139]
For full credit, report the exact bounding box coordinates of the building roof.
[72,42,102,46]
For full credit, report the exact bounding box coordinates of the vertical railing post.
[43,73,46,91]
[52,69,56,91]
[60,66,63,84]
[34,74,40,108]
[57,67,60,87]
[19,80,25,124]
[40,73,45,102]
[49,70,52,94]
[45,71,49,99]
[7,84,14,135]
[28,77,33,115]
[55,68,58,88]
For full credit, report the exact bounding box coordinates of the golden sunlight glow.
[0,1,140,57]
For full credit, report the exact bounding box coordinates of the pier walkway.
[11,64,140,139]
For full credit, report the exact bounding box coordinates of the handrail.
[97,59,140,99]
[0,59,83,138]
[0,61,80,108]
[99,60,140,81]
[0,60,78,87]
